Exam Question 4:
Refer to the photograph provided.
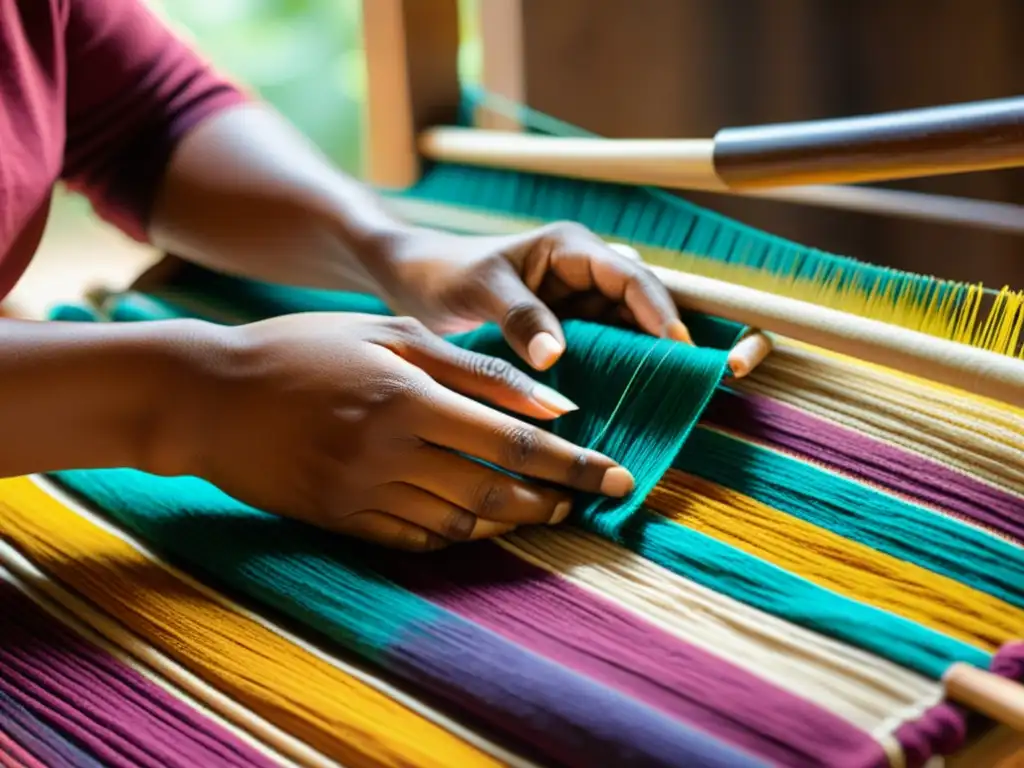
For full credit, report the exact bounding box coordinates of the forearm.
[150,103,414,296]
[0,318,221,478]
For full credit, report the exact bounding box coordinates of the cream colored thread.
[498,526,941,741]
[737,339,1024,500]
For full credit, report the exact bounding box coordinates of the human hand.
[181,313,635,551]
[371,221,770,376]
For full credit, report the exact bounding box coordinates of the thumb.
[480,264,566,371]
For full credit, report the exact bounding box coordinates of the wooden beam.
[361,0,461,188]
[476,0,525,130]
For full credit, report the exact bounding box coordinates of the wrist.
[0,318,233,478]
[135,319,241,479]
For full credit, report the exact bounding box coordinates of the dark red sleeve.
[60,0,250,242]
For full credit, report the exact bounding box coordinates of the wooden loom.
[3,3,1024,768]
[359,0,1024,764]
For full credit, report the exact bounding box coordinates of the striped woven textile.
[2,266,1023,768]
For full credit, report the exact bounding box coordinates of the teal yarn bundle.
[54,277,745,533]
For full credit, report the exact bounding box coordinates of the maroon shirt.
[0,0,247,299]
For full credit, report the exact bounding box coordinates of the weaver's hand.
[374,222,769,375]
[183,313,635,551]
[373,222,687,370]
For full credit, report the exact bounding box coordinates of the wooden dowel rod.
[419,127,727,190]
[946,663,1024,732]
[419,126,1024,232]
[421,96,1024,191]
[384,196,1024,411]
[654,267,1024,410]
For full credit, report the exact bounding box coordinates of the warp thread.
[501,525,942,735]
[674,428,1024,612]
[0,583,276,768]
[649,470,1024,650]
[370,540,891,768]
[736,341,1024,497]
[702,389,1024,546]
[0,479,505,768]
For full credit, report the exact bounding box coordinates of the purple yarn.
[703,389,1024,544]
[374,543,888,768]
[894,643,1024,767]
[0,688,104,767]
[387,617,769,768]
[0,585,277,768]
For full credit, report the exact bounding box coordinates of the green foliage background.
[49,0,481,233]
[159,0,368,174]
[157,0,482,176]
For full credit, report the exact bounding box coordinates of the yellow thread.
[0,477,503,768]
[385,197,1024,358]
[647,471,1024,651]
[625,242,1024,359]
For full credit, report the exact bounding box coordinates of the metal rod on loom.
[419,95,1024,191]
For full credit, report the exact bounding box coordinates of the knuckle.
[442,508,477,541]
[544,220,589,242]
[466,352,525,390]
[385,315,428,344]
[474,481,509,519]
[608,242,641,261]
[497,422,541,470]
[502,301,542,336]
[370,373,431,410]
[567,450,592,488]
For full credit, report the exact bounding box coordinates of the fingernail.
[600,466,635,497]
[528,332,563,370]
[532,383,578,415]
[668,320,693,345]
[728,357,751,379]
[550,500,572,525]
[473,519,517,539]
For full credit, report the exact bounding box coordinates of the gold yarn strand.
[0,477,506,768]
[647,471,1024,651]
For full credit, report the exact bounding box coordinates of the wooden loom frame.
[360,1,1024,765]
[361,2,1024,414]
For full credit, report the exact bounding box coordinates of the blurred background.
[16,0,1023,316]
[16,0,484,316]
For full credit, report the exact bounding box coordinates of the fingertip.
[667,320,693,345]
[600,466,635,497]
[471,519,517,540]
[549,500,572,525]
[527,331,564,370]
[727,332,773,379]
[531,382,579,417]
[728,357,752,379]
